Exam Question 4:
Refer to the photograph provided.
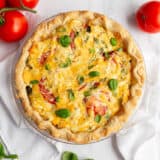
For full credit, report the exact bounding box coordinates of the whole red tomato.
[0,11,28,42]
[136,1,160,33]
[0,0,6,8]
[7,0,39,8]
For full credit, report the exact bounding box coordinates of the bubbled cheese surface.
[23,19,131,133]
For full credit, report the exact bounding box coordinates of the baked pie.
[15,11,145,144]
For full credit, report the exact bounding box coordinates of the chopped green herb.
[95,115,101,123]
[55,96,60,102]
[104,52,110,59]
[89,48,95,54]
[94,37,99,43]
[30,80,39,85]
[117,47,123,51]
[84,36,89,42]
[110,37,117,46]
[45,64,50,70]
[67,89,75,101]
[88,71,100,77]
[88,65,94,69]
[57,27,66,32]
[106,113,110,120]
[108,79,118,91]
[59,58,71,68]
[77,76,84,85]
[99,48,104,53]
[59,35,71,47]
[61,151,78,160]
[55,109,70,118]
[84,90,91,97]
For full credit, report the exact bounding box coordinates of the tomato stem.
[0,17,5,25]
[0,6,36,14]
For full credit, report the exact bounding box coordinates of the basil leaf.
[110,37,117,46]
[45,64,50,70]
[94,115,101,123]
[57,27,66,32]
[59,58,71,68]
[61,151,78,160]
[77,76,84,85]
[88,65,94,70]
[0,143,5,155]
[84,90,91,97]
[67,89,75,101]
[59,35,71,47]
[55,96,60,102]
[104,52,110,59]
[30,80,39,85]
[89,48,95,54]
[88,71,100,78]
[4,154,18,159]
[55,109,70,118]
[106,112,110,120]
[108,79,118,91]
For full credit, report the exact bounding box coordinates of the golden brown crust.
[15,10,145,144]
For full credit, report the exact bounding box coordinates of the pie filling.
[23,19,131,133]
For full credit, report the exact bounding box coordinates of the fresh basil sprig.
[0,143,18,159]
[61,151,94,160]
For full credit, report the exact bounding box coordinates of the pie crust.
[15,11,145,144]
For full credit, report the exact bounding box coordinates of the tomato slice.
[39,78,56,104]
[70,30,75,49]
[85,96,107,116]
[94,106,107,116]
[39,51,50,65]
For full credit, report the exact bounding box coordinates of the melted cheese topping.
[23,19,131,133]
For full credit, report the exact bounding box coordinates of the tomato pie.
[15,11,145,144]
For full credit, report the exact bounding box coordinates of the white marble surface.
[0,0,160,160]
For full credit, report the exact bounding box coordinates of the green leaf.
[55,96,60,102]
[61,151,78,160]
[106,112,110,120]
[89,48,95,54]
[67,89,75,101]
[83,90,91,97]
[117,47,123,51]
[59,35,71,47]
[104,52,110,59]
[88,65,94,70]
[94,115,101,123]
[108,79,118,91]
[45,64,50,70]
[88,71,100,78]
[4,154,18,159]
[57,27,66,32]
[55,109,70,118]
[110,37,117,46]
[77,76,84,85]
[0,143,5,155]
[59,58,71,68]
[30,80,39,85]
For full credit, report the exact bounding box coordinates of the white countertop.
[0,0,160,160]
